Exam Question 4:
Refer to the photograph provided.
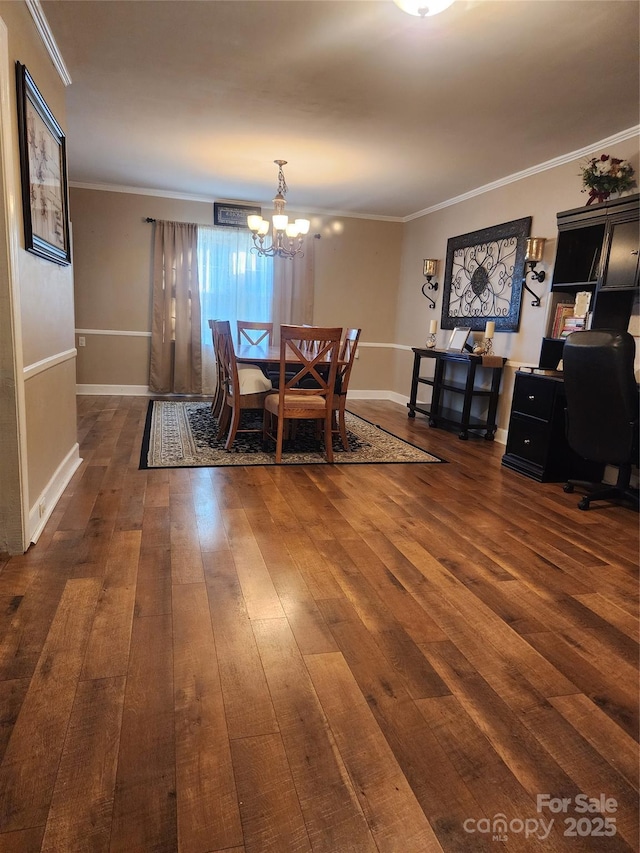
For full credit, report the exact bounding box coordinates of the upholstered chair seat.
[236,364,273,395]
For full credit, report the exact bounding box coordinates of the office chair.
[562,329,639,511]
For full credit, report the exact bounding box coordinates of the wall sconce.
[522,237,546,307]
[420,259,439,309]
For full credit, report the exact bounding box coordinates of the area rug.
[140,400,445,468]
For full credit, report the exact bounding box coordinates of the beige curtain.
[271,238,315,339]
[149,221,202,394]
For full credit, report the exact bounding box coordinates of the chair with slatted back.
[263,325,342,464]
[237,320,274,347]
[215,320,273,450]
[331,328,361,450]
[208,319,225,419]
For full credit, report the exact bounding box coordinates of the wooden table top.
[234,344,282,364]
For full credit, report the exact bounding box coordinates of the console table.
[407,348,507,440]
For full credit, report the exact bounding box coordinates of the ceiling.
[39,0,639,220]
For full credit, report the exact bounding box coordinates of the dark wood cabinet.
[550,193,639,332]
[599,218,639,291]
[508,198,638,483]
[502,372,603,483]
[552,222,604,287]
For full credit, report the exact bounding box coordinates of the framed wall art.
[214,202,261,227]
[440,217,531,332]
[16,62,71,265]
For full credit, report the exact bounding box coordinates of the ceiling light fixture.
[392,0,455,17]
[247,160,310,259]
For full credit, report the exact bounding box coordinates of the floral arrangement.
[581,153,635,205]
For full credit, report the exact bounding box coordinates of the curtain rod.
[145,217,201,226]
[145,217,321,238]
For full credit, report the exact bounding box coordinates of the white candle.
[429,320,437,334]
[485,320,495,338]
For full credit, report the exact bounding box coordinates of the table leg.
[407,351,421,417]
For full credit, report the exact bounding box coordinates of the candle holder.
[426,333,437,348]
[420,259,439,310]
[472,337,494,355]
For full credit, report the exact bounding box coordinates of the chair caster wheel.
[563,483,574,493]
[578,497,590,510]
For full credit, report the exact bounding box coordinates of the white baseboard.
[74,385,509,446]
[347,389,397,401]
[76,384,152,396]
[29,443,82,544]
[347,389,508,445]
[78,385,397,400]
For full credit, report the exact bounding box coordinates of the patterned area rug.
[140,400,445,468]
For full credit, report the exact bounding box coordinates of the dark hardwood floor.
[0,395,637,852]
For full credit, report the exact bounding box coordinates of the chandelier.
[392,0,454,16]
[247,160,311,259]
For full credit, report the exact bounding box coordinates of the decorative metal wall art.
[440,217,531,331]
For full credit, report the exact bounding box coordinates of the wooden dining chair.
[331,327,361,450]
[214,320,273,450]
[208,319,225,419]
[263,325,342,463]
[237,320,274,347]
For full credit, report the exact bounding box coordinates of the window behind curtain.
[197,225,274,393]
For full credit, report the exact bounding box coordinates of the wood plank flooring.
[0,395,637,852]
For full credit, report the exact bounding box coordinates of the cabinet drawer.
[512,375,556,420]
[505,415,551,468]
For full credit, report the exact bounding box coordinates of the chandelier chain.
[276,164,288,198]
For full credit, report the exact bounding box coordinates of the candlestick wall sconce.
[522,237,546,307]
[420,259,439,309]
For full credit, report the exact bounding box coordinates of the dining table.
[235,343,286,365]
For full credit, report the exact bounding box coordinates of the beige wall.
[0,3,78,553]
[70,187,404,391]
[71,135,639,440]
[0,6,636,554]
[394,135,640,437]
[312,215,402,393]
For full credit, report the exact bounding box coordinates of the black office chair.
[562,329,639,511]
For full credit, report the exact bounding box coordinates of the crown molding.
[68,181,403,222]
[69,125,639,222]
[405,125,640,222]
[25,0,71,86]
[70,181,218,204]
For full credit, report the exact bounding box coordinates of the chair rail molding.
[75,328,152,337]
[23,347,77,381]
